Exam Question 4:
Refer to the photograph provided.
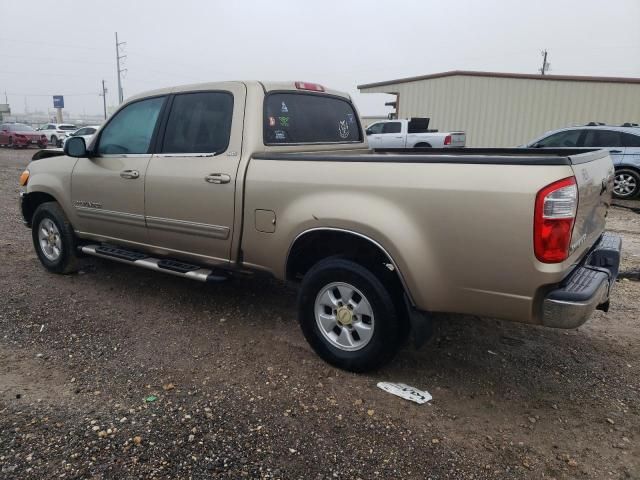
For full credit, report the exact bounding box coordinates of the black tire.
[8,136,14,148]
[298,257,404,372]
[50,135,57,147]
[414,142,432,148]
[31,202,79,274]
[613,168,640,199]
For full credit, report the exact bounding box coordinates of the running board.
[80,244,228,283]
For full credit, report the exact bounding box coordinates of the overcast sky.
[1,0,639,118]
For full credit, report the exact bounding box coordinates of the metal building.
[358,71,640,147]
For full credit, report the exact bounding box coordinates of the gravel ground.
[0,147,638,479]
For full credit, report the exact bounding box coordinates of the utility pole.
[3,91,7,104]
[539,49,550,75]
[100,80,108,119]
[115,32,127,104]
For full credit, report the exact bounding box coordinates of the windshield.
[15,124,35,131]
[264,92,361,144]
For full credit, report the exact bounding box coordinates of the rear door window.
[264,92,361,144]
[382,122,402,134]
[583,129,622,147]
[161,92,234,154]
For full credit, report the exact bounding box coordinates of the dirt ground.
[0,147,638,479]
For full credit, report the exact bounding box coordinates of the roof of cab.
[124,81,351,103]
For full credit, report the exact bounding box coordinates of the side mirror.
[365,128,372,135]
[64,136,88,157]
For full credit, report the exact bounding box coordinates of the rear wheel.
[31,202,79,274]
[298,258,404,372]
[414,142,432,148]
[613,168,640,199]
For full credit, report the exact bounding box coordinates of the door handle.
[120,169,140,179]
[394,136,403,139]
[205,173,231,184]
[609,150,622,154]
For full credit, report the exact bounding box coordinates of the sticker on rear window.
[274,130,286,140]
[281,102,288,113]
[279,116,289,127]
[268,116,276,127]
[338,120,349,139]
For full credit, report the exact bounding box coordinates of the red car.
[0,123,48,148]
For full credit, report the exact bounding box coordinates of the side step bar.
[80,244,228,283]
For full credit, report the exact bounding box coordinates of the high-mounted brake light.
[295,81,325,92]
[444,135,452,146]
[534,176,578,263]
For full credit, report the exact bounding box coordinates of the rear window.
[59,125,77,130]
[264,93,361,145]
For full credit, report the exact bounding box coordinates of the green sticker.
[279,116,289,127]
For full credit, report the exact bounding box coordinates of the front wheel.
[31,202,79,274]
[298,258,404,372]
[613,168,640,199]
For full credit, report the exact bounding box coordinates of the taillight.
[19,169,29,186]
[295,81,325,92]
[534,177,578,263]
[444,135,452,145]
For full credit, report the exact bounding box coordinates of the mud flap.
[404,294,433,348]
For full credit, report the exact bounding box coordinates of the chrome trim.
[152,153,217,158]
[145,216,230,239]
[286,227,416,306]
[75,207,145,226]
[80,245,214,282]
[542,281,609,329]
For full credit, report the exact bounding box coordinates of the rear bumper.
[542,232,621,329]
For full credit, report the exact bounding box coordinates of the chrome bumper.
[542,232,621,329]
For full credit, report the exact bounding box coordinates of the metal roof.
[357,70,640,90]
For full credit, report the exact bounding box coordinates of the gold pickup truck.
[19,81,621,372]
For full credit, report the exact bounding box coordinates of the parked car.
[525,124,640,199]
[61,125,101,148]
[19,81,619,372]
[0,123,48,148]
[366,118,465,149]
[37,123,78,147]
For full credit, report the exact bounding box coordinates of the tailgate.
[568,150,615,259]
[450,132,465,147]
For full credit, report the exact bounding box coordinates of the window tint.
[264,93,361,144]
[583,130,622,147]
[161,92,233,154]
[622,132,640,147]
[59,125,77,131]
[536,129,582,147]
[97,96,165,155]
[367,123,384,134]
[382,122,401,134]
[86,128,96,135]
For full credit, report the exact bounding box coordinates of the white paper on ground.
[376,382,432,404]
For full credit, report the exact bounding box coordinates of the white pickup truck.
[365,118,465,149]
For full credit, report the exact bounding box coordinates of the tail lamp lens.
[19,169,30,186]
[534,177,577,263]
[444,135,452,145]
